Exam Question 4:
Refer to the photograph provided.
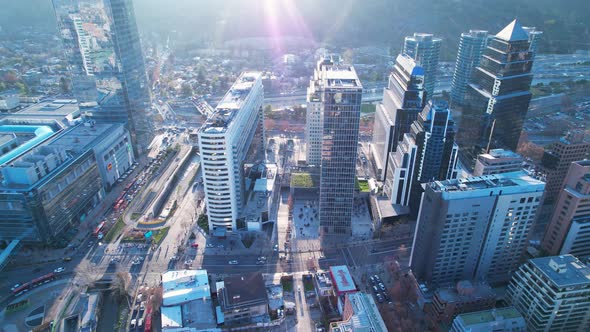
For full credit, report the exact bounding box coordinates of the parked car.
[228,260,238,265]
[54,267,65,273]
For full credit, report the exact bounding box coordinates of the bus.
[93,221,106,238]
[12,273,57,297]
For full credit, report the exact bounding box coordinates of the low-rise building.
[426,281,496,325]
[450,307,526,332]
[329,265,357,296]
[329,292,387,332]
[0,90,20,111]
[217,272,269,326]
[160,270,216,330]
[474,149,523,176]
[315,270,334,296]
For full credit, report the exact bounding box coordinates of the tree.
[59,77,70,94]
[181,82,193,97]
[110,272,132,308]
[75,261,102,287]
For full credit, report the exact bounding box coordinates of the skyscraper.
[385,100,458,210]
[410,171,544,285]
[461,19,534,152]
[52,0,153,153]
[540,130,590,204]
[542,160,590,258]
[371,54,426,180]
[403,33,441,99]
[198,72,264,232]
[450,30,489,106]
[506,255,590,332]
[307,56,362,236]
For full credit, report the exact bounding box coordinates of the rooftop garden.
[291,172,315,188]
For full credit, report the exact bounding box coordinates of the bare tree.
[75,261,102,287]
[110,271,132,308]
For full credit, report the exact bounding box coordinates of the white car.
[10,284,20,291]
[228,260,238,265]
[54,267,65,273]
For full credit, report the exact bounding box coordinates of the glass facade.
[461,21,534,151]
[450,30,488,106]
[52,0,153,153]
[319,77,362,235]
[403,33,441,99]
[0,151,103,244]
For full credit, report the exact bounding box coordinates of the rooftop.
[406,32,442,43]
[330,265,356,293]
[220,272,267,310]
[495,19,530,42]
[201,72,262,133]
[457,307,524,327]
[531,255,590,287]
[430,171,544,195]
[162,270,211,307]
[436,281,495,304]
[480,149,522,160]
[330,292,387,332]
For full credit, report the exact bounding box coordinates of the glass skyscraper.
[371,54,426,180]
[308,57,362,236]
[461,19,534,152]
[403,33,441,99]
[450,30,489,106]
[52,0,153,153]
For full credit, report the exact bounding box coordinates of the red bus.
[93,221,106,237]
[12,273,56,296]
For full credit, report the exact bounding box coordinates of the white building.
[506,255,590,332]
[160,270,216,330]
[451,307,526,332]
[474,149,523,176]
[198,72,264,232]
[410,171,545,285]
[0,90,20,111]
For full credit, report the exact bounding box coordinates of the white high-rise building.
[410,171,545,285]
[506,255,590,332]
[198,72,264,232]
[450,30,489,106]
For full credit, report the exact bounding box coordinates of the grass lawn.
[104,217,125,243]
[361,104,376,114]
[130,213,142,221]
[291,172,315,188]
[151,227,170,245]
[281,279,294,292]
[303,278,315,292]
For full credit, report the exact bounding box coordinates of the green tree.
[180,82,193,97]
[59,77,70,94]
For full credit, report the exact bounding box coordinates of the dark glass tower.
[312,58,363,236]
[52,0,153,154]
[461,19,534,152]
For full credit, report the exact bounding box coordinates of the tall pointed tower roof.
[495,19,529,42]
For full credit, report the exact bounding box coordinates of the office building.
[506,255,590,331]
[426,280,496,325]
[307,57,362,235]
[329,292,387,332]
[461,19,534,151]
[542,160,590,258]
[371,54,426,180]
[403,33,441,98]
[450,30,489,106]
[198,72,264,232]
[410,171,545,285]
[160,270,216,330]
[474,149,524,176]
[540,130,590,204]
[451,307,526,332]
[0,120,130,243]
[52,0,153,153]
[217,272,269,326]
[385,100,458,210]
[523,26,543,59]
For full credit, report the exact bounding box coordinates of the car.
[10,284,20,291]
[130,319,137,329]
[370,248,377,253]
[258,256,267,261]
[228,260,238,265]
[369,276,375,283]
[63,257,72,262]
[54,267,65,273]
[140,301,146,310]
[137,318,144,327]
[376,294,384,303]
[273,244,279,252]
[206,243,214,248]
[379,283,386,291]
[217,244,224,248]
[191,242,199,248]
[256,260,265,265]
[372,286,379,293]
